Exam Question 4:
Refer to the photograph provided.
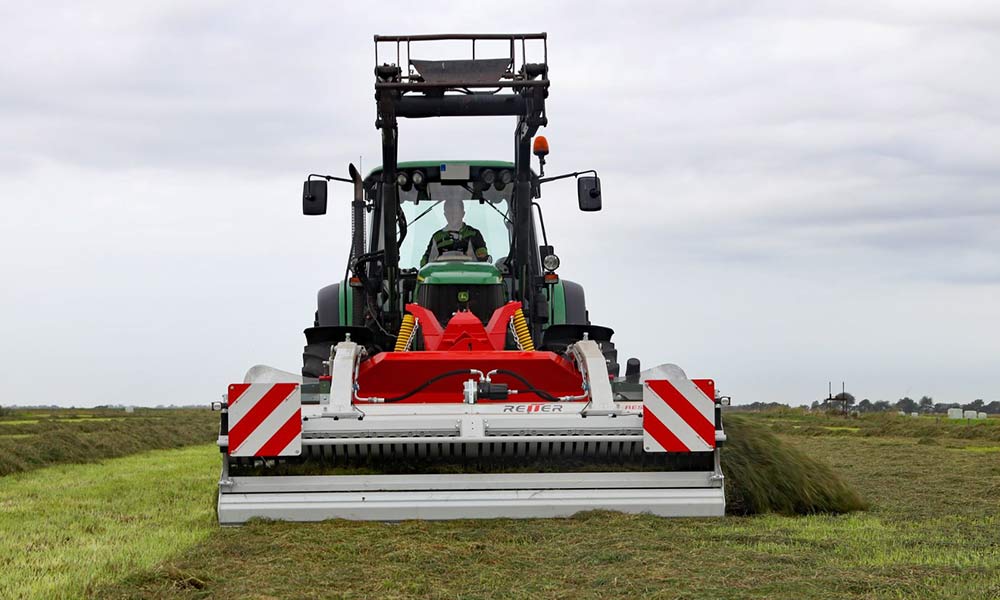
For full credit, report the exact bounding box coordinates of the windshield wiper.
[409,200,443,225]
[483,200,513,225]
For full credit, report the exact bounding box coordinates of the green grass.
[3,410,997,599]
[0,408,217,476]
[0,445,220,599]
[961,445,1000,453]
[95,414,998,599]
[753,409,1000,442]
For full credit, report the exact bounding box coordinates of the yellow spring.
[394,313,416,352]
[512,308,535,352]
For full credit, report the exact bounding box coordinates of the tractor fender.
[316,283,341,327]
[561,279,588,325]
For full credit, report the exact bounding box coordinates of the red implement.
[355,302,583,403]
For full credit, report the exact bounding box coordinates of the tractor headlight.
[396,172,409,187]
[481,169,496,186]
[411,170,425,186]
[542,254,560,272]
[494,170,513,191]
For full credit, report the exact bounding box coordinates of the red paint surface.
[356,350,582,403]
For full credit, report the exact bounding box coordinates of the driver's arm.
[471,230,489,262]
[420,236,437,267]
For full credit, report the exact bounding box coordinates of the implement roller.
[216,33,728,524]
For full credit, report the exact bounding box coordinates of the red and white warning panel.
[227,383,302,458]
[642,370,716,453]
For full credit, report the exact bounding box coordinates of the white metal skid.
[217,341,725,524]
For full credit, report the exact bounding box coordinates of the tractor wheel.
[600,340,620,378]
[300,326,375,379]
[302,342,335,379]
[540,324,618,377]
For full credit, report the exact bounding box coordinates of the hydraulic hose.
[361,369,573,404]
[378,370,475,403]
[489,369,561,402]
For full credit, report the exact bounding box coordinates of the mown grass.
[0,445,220,599]
[0,408,217,475]
[751,409,1000,442]
[722,415,867,515]
[94,414,999,599]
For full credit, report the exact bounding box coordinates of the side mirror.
[302,179,328,215]
[577,175,602,212]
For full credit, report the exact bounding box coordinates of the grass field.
[0,408,217,476]
[2,410,998,599]
[0,446,219,599]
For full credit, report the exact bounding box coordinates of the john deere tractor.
[214,34,726,524]
[300,33,623,383]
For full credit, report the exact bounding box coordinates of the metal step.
[217,472,725,524]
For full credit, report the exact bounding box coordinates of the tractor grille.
[417,283,504,326]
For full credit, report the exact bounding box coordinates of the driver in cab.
[420,199,489,266]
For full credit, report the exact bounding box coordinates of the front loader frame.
[371,33,550,340]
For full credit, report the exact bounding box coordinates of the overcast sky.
[2,1,998,407]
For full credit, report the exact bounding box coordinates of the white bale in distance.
[911,412,919,417]
[978,412,988,420]
[898,411,906,416]
[964,410,978,420]
[125,406,135,413]
[948,408,963,419]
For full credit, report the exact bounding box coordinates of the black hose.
[490,369,562,402]
[377,368,566,404]
[381,370,474,403]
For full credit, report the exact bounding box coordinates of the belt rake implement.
[216,33,728,524]
[217,300,727,524]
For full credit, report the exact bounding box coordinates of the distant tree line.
[810,393,1000,415]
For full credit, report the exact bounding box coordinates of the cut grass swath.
[0,409,216,476]
[722,414,868,515]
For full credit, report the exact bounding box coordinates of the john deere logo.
[457,291,470,302]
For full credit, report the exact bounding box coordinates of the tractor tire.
[301,326,375,379]
[599,340,620,378]
[302,342,335,379]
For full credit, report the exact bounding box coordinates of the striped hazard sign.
[227,382,302,458]
[642,367,717,453]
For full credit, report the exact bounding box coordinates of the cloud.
[1,1,998,407]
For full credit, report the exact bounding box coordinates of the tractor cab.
[366,161,518,328]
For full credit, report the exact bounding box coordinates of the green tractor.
[301,157,619,380]
[216,33,725,524]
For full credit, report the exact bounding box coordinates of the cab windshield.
[398,183,512,270]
